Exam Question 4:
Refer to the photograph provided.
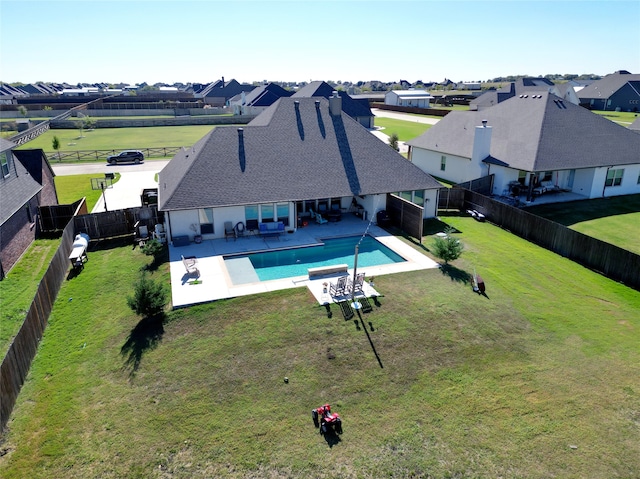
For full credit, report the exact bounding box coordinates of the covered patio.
[168,214,439,308]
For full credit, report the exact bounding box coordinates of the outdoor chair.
[329,275,349,297]
[315,213,328,225]
[135,223,150,246]
[234,221,246,238]
[181,255,199,277]
[224,221,236,241]
[347,272,365,295]
[246,219,259,234]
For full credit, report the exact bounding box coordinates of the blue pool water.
[227,236,405,282]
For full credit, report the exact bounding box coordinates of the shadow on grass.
[121,314,165,378]
[322,428,342,448]
[439,263,472,285]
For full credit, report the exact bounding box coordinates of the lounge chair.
[181,255,199,277]
[316,213,328,225]
[329,275,349,297]
[224,221,236,241]
[347,272,365,295]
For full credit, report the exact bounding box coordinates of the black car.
[107,150,144,164]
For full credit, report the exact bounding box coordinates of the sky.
[1,0,639,85]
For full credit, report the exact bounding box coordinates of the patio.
[168,214,439,308]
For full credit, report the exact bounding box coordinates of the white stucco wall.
[410,147,484,184]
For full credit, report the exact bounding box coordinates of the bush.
[431,227,464,264]
[126,274,168,318]
[141,239,164,261]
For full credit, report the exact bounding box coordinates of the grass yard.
[16,126,219,153]
[525,194,640,255]
[0,239,61,357]
[374,117,432,142]
[592,110,639,125]
[1,218,638,478]
[54,173,121,212]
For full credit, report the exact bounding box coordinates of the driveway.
[52,161,168,212]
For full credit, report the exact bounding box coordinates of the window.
[518,170,527,185]
[605,169,624,187]
[413,190,424,205]
[276,203,289,226]
[440,155,446,171]
[260,203,274,222]
[245,205,258,221]
[400,191,412,201]
[543,171,553,181]
[199,208,214,234]
[0,152,9,177]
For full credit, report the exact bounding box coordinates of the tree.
[431,227,464,264]
[127,274,168,318]
[52,136,61,161]
[17,105,28,118]
[388,133,400,152]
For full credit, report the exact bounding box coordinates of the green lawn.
[524,194,640,254]
[16,126,218,153]
[0,239,61,357]
[374,117,432,142]
[1,217,638,478]
[592,110,639,125]
[54,173,121,212]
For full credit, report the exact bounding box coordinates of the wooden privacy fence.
[387,194,424,241]
[74,206,160,240]
[46,147,182,163]
[1,220,76,431]
[463,190,640,291]
[39,197,88,232]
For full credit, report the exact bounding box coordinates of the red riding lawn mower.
[312,404,343,436]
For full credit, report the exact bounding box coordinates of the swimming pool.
[225,235,406,283]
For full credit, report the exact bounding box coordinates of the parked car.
[107,150,144,164]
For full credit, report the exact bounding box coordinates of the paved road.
[371,108,441,125]
[52,160,169,176]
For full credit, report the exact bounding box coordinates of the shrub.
[141,239,164,261]
[432,227,464,264]
[126,274,168,318]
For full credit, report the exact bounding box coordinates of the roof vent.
[519,95,524,98]
[482,119,488,127]
[238,127,244,136]
[294,100,300,110]
[315,100,320,109]
[524,94,528,98]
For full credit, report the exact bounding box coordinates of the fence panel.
[387,194,424,240]
[1,220,75,431]
[462,190,640,290]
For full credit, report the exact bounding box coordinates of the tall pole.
[102,182,108,212]
[351,244,359,308]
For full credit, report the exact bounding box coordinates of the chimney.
[471,120,492,165]
[329,91,342,116]
[221,76,225,88]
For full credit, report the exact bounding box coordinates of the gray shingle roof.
[407,91,640,172]
[0,148,43,225]
[158,97,440,211]
[577,71,640,100]
[293,81,373,119]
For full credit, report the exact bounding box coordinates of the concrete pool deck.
[168,215,439,308]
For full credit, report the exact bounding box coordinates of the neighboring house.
[193,78,256,107]
[158,96,442,243]
[469,77,578,111]
[407,92,640,202]
[385,89,435,109]
[228,83,292,115]
[0,139,58,278]
[577,70,640,112]
[292,81,374,128]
